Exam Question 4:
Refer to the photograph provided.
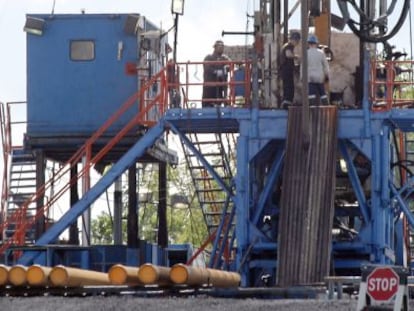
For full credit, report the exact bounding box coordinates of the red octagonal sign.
[367,267,399,301]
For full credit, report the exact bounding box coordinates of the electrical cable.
[337,0,410,43]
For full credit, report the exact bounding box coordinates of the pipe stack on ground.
[207,268,240,287]
[170,263,240,288]
[108,264,141,285]
[50,265,111,287]
[137,263,171,286]
[169,264,209,286]
[27,265,53,286]
[0,264,10,286]
[8,265,28,286]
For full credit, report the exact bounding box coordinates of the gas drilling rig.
[1,0,414,290]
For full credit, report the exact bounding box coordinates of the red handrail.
[0,68,169,255]
[370,59,414,111]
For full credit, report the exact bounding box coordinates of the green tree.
[91,162,208,248]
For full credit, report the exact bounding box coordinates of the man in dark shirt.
[202,40,231,107]
[280,31,300,108]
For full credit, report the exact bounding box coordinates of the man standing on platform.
[202,40,231,107]
[307,34,330,106]
[279,31,301,109]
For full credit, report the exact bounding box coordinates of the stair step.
[189,165,224,170]
[192,141,220,145]
[201,200,227,205]
[189,152,223,157]
[10,177,37,182]
[197,188,223,193]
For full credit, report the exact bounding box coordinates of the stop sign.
[366,267,400,301]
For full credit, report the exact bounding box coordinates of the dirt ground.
[0,296,361,311]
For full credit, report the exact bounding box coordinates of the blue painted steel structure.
[5,11,414,288]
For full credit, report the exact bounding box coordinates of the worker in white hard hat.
[307,34,330,106]
[279,31,301,109]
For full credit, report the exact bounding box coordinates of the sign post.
[356,265,409,310]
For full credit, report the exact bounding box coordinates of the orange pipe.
[49,265,111,287]
[170,263,209,286]
[27,265,52,286]
[207,268,240,288]
[9,265,28,286]
[137,263,171,285]
[0,264,10,286]
[108,264,141,285]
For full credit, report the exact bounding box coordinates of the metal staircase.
[5,148,37,244]
[0,68,170,259]
[180,132,237,269]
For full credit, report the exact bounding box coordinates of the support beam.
[114,177,123,245]
[158,162,167,248]
[127,164,138,247]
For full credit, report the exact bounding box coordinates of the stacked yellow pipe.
[108,264,141,285]
[0,264,10,286]
[207,268,240,288]
[169,263,209,286]
[137,263,171,286]
[50,265,111,287]
[9,265,28,286]
[169,263,240,288]
[27,265,53,286]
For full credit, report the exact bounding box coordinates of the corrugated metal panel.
[277,106,338,286]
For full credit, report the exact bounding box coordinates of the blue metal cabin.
[25,13,168,162]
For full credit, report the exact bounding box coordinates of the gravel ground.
[0,296,361,311]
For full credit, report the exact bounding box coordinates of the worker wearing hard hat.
[307,34,330,106]
[280,31,301,109]
[202,40,231,107]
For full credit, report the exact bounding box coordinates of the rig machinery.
[0,0,414,289]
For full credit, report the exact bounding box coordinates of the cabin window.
[70,40,95,61]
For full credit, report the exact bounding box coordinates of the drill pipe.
[137,263,172,285]
[108,264,141,285]
[170,264,240,288]
[169,263,209,286]
[0,264,10,286]
[50,265,111,287]
[27,265,52,286]
[207,268,240,288]
[9,265,28,286]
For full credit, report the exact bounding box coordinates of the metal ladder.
[180,132,237,269]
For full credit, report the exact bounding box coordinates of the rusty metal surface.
[277,106,338,286]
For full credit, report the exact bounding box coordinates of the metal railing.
[167,60,252,109]
[370,59,414,111]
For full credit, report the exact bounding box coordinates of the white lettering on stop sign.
[366,267,400,301]
[368,277,398,291]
